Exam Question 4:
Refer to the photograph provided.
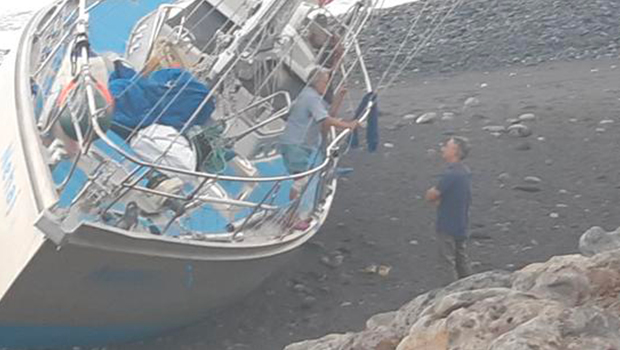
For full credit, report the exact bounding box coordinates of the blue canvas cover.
[109,62,215,138]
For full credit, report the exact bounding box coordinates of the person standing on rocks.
[425,136,473,279]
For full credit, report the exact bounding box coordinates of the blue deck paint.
[0,324,163,349]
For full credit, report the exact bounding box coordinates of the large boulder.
[579,226,620,256]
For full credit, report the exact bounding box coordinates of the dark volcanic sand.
[112,57,620,350]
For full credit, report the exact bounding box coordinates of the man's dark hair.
[452,136,470,160]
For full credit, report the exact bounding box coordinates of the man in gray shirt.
[425,137,473,279]
[280,68,358,228]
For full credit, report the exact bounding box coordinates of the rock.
[441,112,456,120]
[482,125,506,133]
[518,113,536,121]
[523,176,542,184]
[512,185,541,193]
[321,254,344,268]
[595,127,606,133]
[579,226,620,256]
[464,97,480,108]
[599,119,614,124]
[362,264,379,274]
[402,114,417,121]
[506,118,520,124]
[416,112,437,124]
[497,172,510,182]
[507,123,532,137]
[378,265,392,277]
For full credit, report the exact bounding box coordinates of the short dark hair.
[451,136,470,160]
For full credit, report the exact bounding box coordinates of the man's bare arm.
[425,187,441,205]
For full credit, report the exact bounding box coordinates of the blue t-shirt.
[280,87,329,148]
[436,162,472,239]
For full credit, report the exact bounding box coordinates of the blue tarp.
[109,62,215,138]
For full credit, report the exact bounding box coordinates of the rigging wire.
[379,0,465,92]
[376,0,430,88]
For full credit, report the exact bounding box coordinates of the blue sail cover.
[109,63,215,137]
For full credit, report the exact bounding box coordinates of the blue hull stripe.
[0,324,163,349]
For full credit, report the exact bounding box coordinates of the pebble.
[595,128,606,133]
[409,240,419,245]
[506,118,520,125]
[523,176,542,184]
[416,112,437,124]
[513,185,541,193]
[464,97,480,108]
[402,114,417,120]
[442,112,455,120]
[549,212,559,218]
[362,264,378,274]
[377,265,392,277]
[482,125,506,133]
[507,123,532,137]
[383,142,394,148]
[600,119,614,124]
[497,172,510,182]
[518,113,536,121]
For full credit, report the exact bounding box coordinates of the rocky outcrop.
[285,250,620,350]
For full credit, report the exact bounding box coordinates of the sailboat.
[0,0,376,347]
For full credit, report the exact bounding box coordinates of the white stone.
[482,125,506,133]
[416,112,437,124]
[518,113,536,121]
[464,97,480,108]
[524,176,542,184]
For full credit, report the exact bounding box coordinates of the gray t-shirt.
[436,162,472,239]
[280,87,328,148]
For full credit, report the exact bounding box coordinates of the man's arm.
[322,87,358,131]
[425,186,441,205]
[322,115,358,131]
[329,86,346,117]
